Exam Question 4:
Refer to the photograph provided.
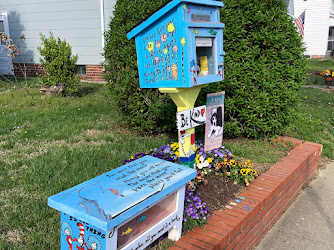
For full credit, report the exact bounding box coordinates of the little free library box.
[127,0,225,88]
[48,156,197,250]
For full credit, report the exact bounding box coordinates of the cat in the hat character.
[61,221,74,250]
[75,222,89,250]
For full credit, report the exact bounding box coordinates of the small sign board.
[195,37,213,47]
[204,92,225,151]
[176,105,206,131]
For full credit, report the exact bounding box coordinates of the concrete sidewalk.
[255,161,334,250]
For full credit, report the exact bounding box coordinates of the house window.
[328,27,334,51]
[0,21,5,45]
[76,65,87,76]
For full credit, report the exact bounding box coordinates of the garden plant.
[104,0,306,138]
[123,141,259,233]
[38,32,80,95]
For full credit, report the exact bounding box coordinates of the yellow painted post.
[159,85,206,168]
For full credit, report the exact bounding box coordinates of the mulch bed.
[196,175,245,211]
[197,162,271,212]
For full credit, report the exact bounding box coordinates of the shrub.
[103,0,176,133]
[104,0,305,137]
[38,32,80,95]
[200,0,306,137]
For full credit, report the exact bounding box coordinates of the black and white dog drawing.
[208,107,223,138]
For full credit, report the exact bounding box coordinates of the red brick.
[268,171,292,182]
[244,188,271,206]
[303,141,323,151]
[224,208,247,220]
[192,228,221,250]
[252,177,279,188]
[241,192,265,205]
[261,172,286,183]
[231,207,254,227]
[181,235,214,250]
[175,239,204,250]
[203,224,229,248]
[186,230,220,247]
[205,221,231,236]
[226,238,238,250]
[211,213,241,234]
[168,246,183,250]
[250,181,276,191]
[258,175,285,189]
[195,226,227,248]
[233,225,251,250]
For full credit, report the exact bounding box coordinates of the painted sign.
[60,213,105,250]
[142,17,181,85]
[48,156,196,231]
[176,105,206,130]
[204,92,225,151]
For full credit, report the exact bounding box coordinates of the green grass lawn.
[306,58,334,73]
[305,75,326,85]
[0,77,332,249]
[287,87,334,159]
[0,79,292,249]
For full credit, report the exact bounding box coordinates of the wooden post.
[159,85,205,168]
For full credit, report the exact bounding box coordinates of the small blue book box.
[48,156,196,250]
[127,0,225,88]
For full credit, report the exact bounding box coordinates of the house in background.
[289,0,334,58]
[1,0,117,81]
[3,0,334,82]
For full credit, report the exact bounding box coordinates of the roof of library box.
[127,0,224,39]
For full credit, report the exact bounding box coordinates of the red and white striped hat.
[77,223,85,237]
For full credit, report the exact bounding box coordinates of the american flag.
[295,11,305,37]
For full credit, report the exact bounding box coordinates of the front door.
[0,11,13,76]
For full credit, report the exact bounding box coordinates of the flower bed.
[123,141,259,235]
[168,137,323,250]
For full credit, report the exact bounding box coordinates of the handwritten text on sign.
[106,159,184,192]
[176,105,206,131]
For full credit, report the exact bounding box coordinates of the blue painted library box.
[127,0,225,89]
[48,156,196,250]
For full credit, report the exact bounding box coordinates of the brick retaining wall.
[13,64,105,82]
[169,137,323,250]
[81,65,105,82]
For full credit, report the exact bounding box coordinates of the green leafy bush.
[104,0,305,137]
[103,0,176,133]
[38,32,80,95]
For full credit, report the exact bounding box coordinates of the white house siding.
[294,0,331,57]
[1,0,117,65]
[329,17,334,26]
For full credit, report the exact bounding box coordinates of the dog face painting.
[207,107,223,139]
[204,92,225,151]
